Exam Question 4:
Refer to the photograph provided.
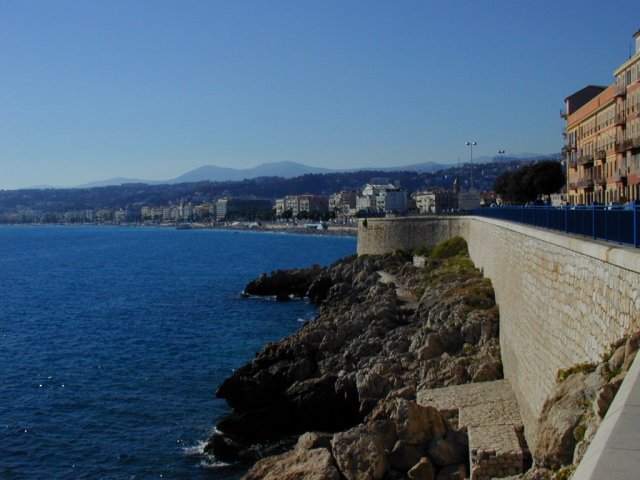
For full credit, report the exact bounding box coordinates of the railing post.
[633,200,638,248]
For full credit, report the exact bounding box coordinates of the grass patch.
[556,362,597,383]
[429,236,468,259]
[554,465,576,480]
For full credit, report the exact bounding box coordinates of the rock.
[624,331,640,360]
[369,419,398,452]
[204,433,246,462]
[417,334,444,361]
[532,372,594,467]
[356,370,392,400]
[212,246,500,472]
[408,457,435,480]
[607,346,626,372]
[592,383,615,418]
[242,447,340,480]
[331,425,389,480]
[393,399,448,445]
[435,464,466,480]
[426,435,467,468]
[243,265,323,298]
[296,431,334,451]
[388,440,428,472]
[470,360,502,382]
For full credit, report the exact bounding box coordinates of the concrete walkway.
[418,380,526,480]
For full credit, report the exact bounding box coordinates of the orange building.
[564,29,640,205]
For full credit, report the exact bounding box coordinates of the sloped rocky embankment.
[207,237,502,479]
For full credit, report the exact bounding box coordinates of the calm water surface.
[0,226,356,479]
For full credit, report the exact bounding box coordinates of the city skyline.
[1,0,638,190]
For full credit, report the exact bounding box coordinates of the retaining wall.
[357,216,640,445]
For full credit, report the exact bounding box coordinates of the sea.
[0,226,356,479]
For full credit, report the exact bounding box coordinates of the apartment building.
[274,194,329,217]
[215,197,273,221]
[414,190,458,214]
[564,29,640,204]
[357,183,408,214]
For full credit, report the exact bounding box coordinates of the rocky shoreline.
[206,236,639,479]
[208,237,502,478]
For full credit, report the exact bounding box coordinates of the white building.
[357,183,408,214]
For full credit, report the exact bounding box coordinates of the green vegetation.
[553,465,576,480]
[429,236,468,259]
[556,362,597,383]
[415,237,496,314]
[493,160,565,204]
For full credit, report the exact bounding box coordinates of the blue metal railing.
[469,205,640,248]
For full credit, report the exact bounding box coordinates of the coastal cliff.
[207,237,502,478]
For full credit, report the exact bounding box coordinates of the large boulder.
[242,447,340,480]
[331,424,389,480]
[532,372,604,467]
[392,399,448,445]
[243,265,323,298]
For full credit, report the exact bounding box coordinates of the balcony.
[577,178,594,189]
[612,173,627,186]
[594,173,607,186]
[615,112,626,125]
[568,158,577,169]
[615,85,627,97]
[577,154,594,166]
[560,109,568,119]
[595,149,607,160]
[568,182,578,190]
[615,141,626,153]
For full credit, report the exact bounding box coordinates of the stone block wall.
[358,216,640,446]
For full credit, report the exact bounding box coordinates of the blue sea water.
[0,226,356,479]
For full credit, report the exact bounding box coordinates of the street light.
[497,149,506,163]
[466,141,477,189]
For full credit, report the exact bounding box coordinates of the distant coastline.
[1,221,358,238]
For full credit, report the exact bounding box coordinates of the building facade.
[564,29,640,204]
[274,194,329,218]
[357,183,408,214]
[414,190,459,214]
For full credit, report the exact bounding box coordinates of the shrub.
[429,236,468,259]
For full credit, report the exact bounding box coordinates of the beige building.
[564,29,640,204]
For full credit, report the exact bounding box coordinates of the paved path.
[376,270,419,309]
[418,380,526,480]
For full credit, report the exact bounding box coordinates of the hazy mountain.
[80,177,157,188]
[379,161,450,173]
[75,155,557,188]
[168,161,331,183]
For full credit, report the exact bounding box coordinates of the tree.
[493,161,565,204]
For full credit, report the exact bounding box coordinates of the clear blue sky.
[0,0,638,189]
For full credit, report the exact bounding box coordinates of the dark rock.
[408,457,436,480]
[389,440,428,471]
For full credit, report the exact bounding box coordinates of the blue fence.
[470,205,640,248]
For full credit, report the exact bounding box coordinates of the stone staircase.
[418,379,528,480]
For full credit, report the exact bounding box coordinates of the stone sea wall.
[357,216,640,446]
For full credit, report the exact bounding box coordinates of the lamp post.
[497,149,506,163]
[466,141,477,189]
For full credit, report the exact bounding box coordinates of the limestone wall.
[357,216,640,445]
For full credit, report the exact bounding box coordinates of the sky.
[0,0,639,190]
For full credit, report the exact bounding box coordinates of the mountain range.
[78,154,558,188]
